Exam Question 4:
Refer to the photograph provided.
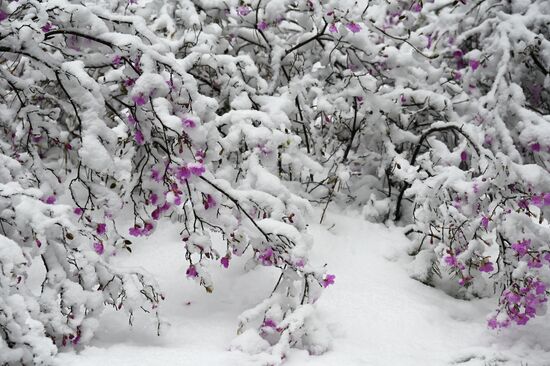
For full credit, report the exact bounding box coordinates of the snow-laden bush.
[0,0,333,363]
[303,0,550,329]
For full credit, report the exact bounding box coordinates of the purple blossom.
[479,261,494,273]
[346,22,361,33]
[112,55,122,66]
[150,193,159,205]
[182,118,196,128]
[36,239,42,248]
[221,256,230,268]
[481,216,489,230]
[411,2,422,12]
[453,50,463,59]
[469,59,480,71]
[204,194,216,209]
[257,21,268,31]
[511,239,530,257]
[176,166,191,180]
[262,318,277,328]
[41,22,54,33]
[530,142,541,152]
[96,223,107,235]
[444,255,458,267]
[0,10,8,22]
[329,23,338,33]
[124,78,136,87]
[129,226,142,237]
[259,248,274,266]
[132,93,147,106]
[186,265,198,278]
[135,130,145,145]
[151,168,162,182]
[322,274,335,287]
[237,5,252,16]
[460,150,468,161]
[44,195,56,204]
[74,207,83,215]
[127,114,137,125]
[189,163,205,176]
[142,222,154,236]
[531,195,544,207]
[93,242,104,255]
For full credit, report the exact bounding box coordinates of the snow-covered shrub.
[313,0,550,329]
[1,0,332,363]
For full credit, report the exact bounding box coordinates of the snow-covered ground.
[55,210,550,365]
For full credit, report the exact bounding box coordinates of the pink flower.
[479,261,494,273]
[150,193,159,205]
[41,22,54,32]
[142,222,154,236]
[112,55,122,66]
[36,239,42,248]
[534,281,546,295]
[93,242,104,255]
[182,118,196,128]
[460,150,468,161]
[44,195,56,204]
[411,2,422,12]
[504,290,521,304]
[124,78,136,87]
[511,239,530,257]
[189,163,205,176]
[132,93,147,106]
[322,274,335,287]
[151,168,162,182]
[151,207,161,220]
[237,5,251,16]
[469,59,480,71]
[295,259,305,267]
[444,255,458,267]
[186,265,198,278]
[544,193,550,206]
[127,113,137,125]
[135,130,145,145]
[96,223,107,235]
[129,226,142,237]
[329,23,338,33]
[257,21,268,31]
[530,142,541,152]
[221,256,230,268]
[204,194,216,209]
[346,22,361,33]
[176,166,191,180]
[74,207,83,215]
[528,257,543,269]
[453,71,462,81]
[531,195,544,207]
[0,10,8,22]
[259,248,274,266]
[481,216,489,230]
[262,318,277,328]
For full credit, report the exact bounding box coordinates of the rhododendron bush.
[1,0,550,364]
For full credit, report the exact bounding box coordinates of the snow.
[55,209,550,366]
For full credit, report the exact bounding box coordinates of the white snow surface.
[55,209,550,365]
